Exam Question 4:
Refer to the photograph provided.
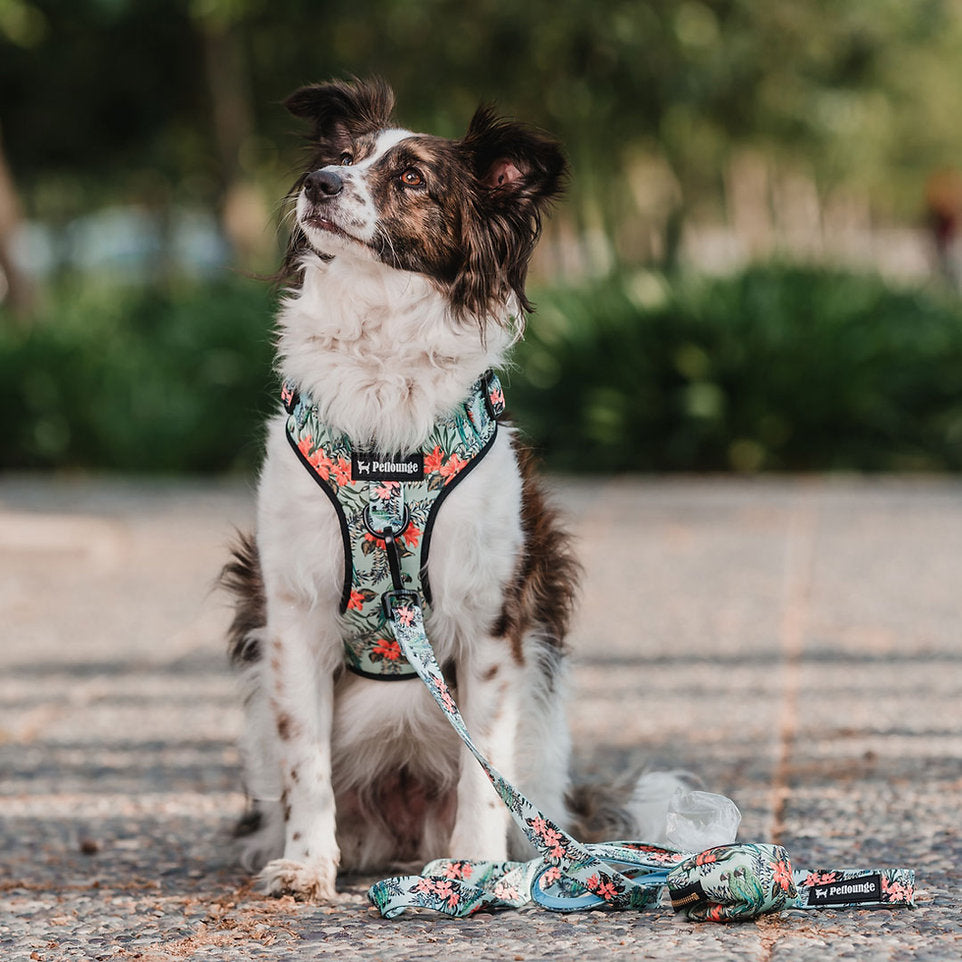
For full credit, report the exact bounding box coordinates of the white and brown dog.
[222,78,671,901]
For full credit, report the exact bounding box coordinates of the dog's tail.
[220,530,266,668]
[567,770,740,851]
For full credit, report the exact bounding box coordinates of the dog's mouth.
[303,212,346,235]
[300,209,370,252]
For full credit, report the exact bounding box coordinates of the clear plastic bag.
[629,772,741,851]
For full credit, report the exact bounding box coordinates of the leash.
[364,554,916,921]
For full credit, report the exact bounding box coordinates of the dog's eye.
[400,168,424,188]
[339,152,353,166]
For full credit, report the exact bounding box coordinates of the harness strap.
[368,594,917,920]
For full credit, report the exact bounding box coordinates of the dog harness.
[283,370,505,679]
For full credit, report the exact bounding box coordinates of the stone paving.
[1,474,959,961]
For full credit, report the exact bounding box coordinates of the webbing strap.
[370,594,659,915]
[367,595,917,920]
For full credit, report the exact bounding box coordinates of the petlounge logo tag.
[352,452,424,482]
[807,873,882,906]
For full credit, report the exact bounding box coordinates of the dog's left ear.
[463,106,567,213]
[454,107,567,321]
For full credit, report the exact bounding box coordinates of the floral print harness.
[283,371,506,680]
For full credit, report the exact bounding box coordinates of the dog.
[222,77,675,901]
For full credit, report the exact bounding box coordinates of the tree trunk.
[0,123,35,321]
[198,18,270,270]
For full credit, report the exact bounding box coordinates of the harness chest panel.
[283,373,505,679]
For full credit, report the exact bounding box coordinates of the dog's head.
[281,77,567,324]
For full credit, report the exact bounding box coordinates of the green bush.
[510,265,962,472]
[0,278,277,472]
[2,265,962,473]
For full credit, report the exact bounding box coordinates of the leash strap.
[366,593,916,920]
[369,594,666,915]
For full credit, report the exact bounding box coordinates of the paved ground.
[1,473,959,961]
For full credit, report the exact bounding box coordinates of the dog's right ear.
[284,77,396,150]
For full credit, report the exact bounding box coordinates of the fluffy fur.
[223,78,675,901]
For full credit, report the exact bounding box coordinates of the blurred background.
[2,0,962,474]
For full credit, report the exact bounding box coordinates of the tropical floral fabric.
[367,592,918,922]
[666,844,797,921]
[284,372,505,678]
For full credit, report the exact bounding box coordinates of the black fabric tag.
[807,873,882,906]
[668,879,708,913]
[351,452,424,482]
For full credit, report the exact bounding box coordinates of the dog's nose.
[304,170,343,202]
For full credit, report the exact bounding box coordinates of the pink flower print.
[540,866,561,887]
[432,677,456,712]
[772,860,793,892]
[372,638,402,661]
[347,589,365,612]
[542,826,566,859]
[414,878,436,894]
[489,386,504,409]
[374,481,401,500]
[493,880,520,901]
[432,879,458,908]
[424,446,445,474]
[530,816,549,839]
[332,457,352,486]
[439,452,468,481]
[307,444,334,481]
[882,876,912,903]
[396,605,416,626]
[442,861,472,880]
[594,878,618,902]
[402,524,422,549]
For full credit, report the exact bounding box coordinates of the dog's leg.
[509,636,573,857]
[447,636,522,861]
[256,598,340,901]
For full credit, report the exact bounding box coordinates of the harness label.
[806,874,882,906]
[352,451,425,482]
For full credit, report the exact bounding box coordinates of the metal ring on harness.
[362,503,411,539]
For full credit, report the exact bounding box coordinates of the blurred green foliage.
[0,277,276,471]
[513,266,962,472]
[3,0,962,233]
[3,266,962,474]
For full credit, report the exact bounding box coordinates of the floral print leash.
[368,592,915,920]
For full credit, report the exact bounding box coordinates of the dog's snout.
[304,169,344,202]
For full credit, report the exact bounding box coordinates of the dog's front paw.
[258,857,338,901]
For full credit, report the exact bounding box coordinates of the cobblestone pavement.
[1,474,959,961]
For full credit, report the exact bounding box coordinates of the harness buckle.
[381,588,420,622]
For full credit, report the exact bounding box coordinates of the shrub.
[510,265,962,472]
[0,278,277,472]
